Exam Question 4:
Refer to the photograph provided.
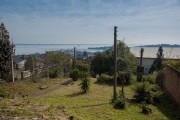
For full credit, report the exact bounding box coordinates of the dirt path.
[29,78,74,97]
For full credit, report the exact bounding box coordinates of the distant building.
[130,47,180,74]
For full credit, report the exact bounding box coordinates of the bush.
[0,89,10,98]
[69,69,79,81]
[79,72,90,93]
[76,60,89,72]
[143,73,156,84]
[97,73,113,84]
[140,101,152,114]
[114,92,126,109]
[49,68,60,78]
[117,72,132,85]
[134,82,153,104]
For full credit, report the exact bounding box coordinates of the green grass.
[1,78,180,119]
[0,78,67,98]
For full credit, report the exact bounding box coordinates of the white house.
[130,47,180,74]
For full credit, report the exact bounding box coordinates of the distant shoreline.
[137,44,180,47]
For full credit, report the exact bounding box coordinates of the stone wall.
[165,65,180,106]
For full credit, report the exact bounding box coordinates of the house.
[130,47,180,74]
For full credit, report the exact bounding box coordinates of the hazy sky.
[0,0,180,45]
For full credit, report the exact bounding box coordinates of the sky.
[0,0,180,45]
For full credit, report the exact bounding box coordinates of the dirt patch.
[29,78,73,97]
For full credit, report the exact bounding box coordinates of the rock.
[32,118,38,120]
[12,117,19,120]
[0,116,5,119]
[42,115,49,119]
[0,97,3,100]
[70,82,74,85]
[40,86,48,90]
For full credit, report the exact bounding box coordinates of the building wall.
[136,58,154,74]
[165,65,180,106]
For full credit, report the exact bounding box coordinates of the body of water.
[14,44,139,55]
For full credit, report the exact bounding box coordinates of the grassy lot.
[0,78,180,119]
[0,78,67,98]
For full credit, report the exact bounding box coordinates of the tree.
[149,47,164,73]
[90,52,113,76]
[90,40,136,76]
[0,23,14,81]
[24,55,38,72]
[116,41,136,73]
[43,51,71,78]
[79,72,90,93]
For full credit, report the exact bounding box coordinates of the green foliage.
[162,60,180,71]
[0,88,10,98]
[44,51,71,77]
[49,68,60,78]
[143,73,156,84]
[113,92,126,109]
[0,23,14,81]
[117,71,132,85]
[90,52,113,76]
[90,41,136,77]
[97,73,113,84]
[76,60,89,72]
[140,101,152,114]
[79,72,90,93]
[97,72,134,85]
[134,82,153,104]
[24,56,38,72]
[149,47,164,73]
[69,69,79,81]
[116,41,137,74]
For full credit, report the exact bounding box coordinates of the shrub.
[97,73,113,84]
[117,72,132,85]
[163,60,180,71]
[143,73,156,84]
[79,72,90,93]
[49,68,60,78]
[114,92,126,109]
[140,101,152,114]
[147,74,156,84]
[134,82,153,104]
[76,60,89,72]
[69,69,79,81]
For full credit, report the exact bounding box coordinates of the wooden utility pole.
[11,42,15,82]
[29,55,34,81]
[113,26,117,100]
[73,47,76,68]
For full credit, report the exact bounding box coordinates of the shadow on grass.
[68,102,110,109]
[154,92,180,120]
[126,95,180,120]
[66,92,85,97]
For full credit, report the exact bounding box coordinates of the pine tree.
[148,47,164,73]
[0,23,14,81]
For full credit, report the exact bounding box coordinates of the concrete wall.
[165,65,180,106]
[136,58,154,74]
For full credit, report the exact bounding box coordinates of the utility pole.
[11,43,14,82]
[113,26,117,100]
[73,47,76,68]
[29,55,34,81]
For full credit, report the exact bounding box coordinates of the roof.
[130,47,180,59]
